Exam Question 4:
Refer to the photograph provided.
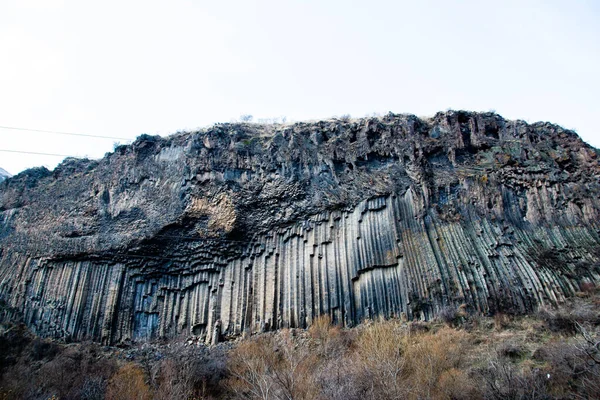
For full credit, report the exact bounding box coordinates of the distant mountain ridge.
[0,168,11,183]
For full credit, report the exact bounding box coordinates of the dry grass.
[106,363,152,400]
[2,292,600,399]
[225,332,318,400]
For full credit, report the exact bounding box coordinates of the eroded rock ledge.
[1,111,599,344]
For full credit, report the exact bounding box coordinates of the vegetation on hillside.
[1,287,600,399]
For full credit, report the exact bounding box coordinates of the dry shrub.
[309,315,352,360]
[533,340,584,398]
[538,307,577,334]
[307,318,358,399]
[464,313,485,332]
[0,362,38,399]
[494,313,511,330]
[0,323,30,375]
[436,368,478,400]
[475,328,600,399]
[404,327,478,399]
[0,339,116,400]
[30,338,59,361]
[105,363,152,400]
[315,356,364,400]
[153,358,193,400]
[134,341,226,399]
[537,296,600,335]
[580,281,597,294]
[352,322,477,400]
[439,306,459,326]
[273,331,319,400]
[36,350,80,397]
[225,333,317,400]
[79,376,106,400]
[531,330,600,398]
[439,304,469,327]
[497,340,527,360]
[475,357,550,400]
[408,320,430,334]
[308,314,333,341]
[182,346,228,398]
[225,336,279,399]
[354,320,411,398]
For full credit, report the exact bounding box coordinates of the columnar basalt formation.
[1,111,599,344]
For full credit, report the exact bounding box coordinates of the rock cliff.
[1,111,599,344]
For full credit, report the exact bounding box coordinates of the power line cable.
[0,125,133,141]
[0,149,80,157]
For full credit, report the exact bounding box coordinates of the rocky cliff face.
[1,111,599,344]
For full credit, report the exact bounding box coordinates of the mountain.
[0,167,10,183]
[1,111,599,345]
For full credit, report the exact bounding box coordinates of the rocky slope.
[1,111,599,344]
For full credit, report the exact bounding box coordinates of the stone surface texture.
[1,111,599,344]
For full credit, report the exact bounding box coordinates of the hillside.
[0,111,599,345]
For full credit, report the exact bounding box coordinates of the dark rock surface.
[1,111,599,344]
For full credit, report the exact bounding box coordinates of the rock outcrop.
[1,111,599,344]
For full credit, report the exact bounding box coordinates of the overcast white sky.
[1,0,599,175]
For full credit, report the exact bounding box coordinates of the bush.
[79,376,106,400]
[405,327,477,399]
[225,336,277,399]
[475,357,550,400]
[153,359,192,400]
[494,313,511,330]
[105,363,151,400]
[0,323,30,374]
[315,356,364,400]
[537,294,600,334]
[350,322,477,399]
[579,281,597,294]
[497,340,527,360]
[439,304,468,327]
[5,292,600,400]
[408,320,430,334]
[308,315,351,359]
[308,314,333,341]
[225,333,318,400]
[537,307,578,334]
[30,338,59,361]
[354,320,410,398]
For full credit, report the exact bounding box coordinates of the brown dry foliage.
[353,322,478,399]
[105,363,152,400]
[308,314,334,341]
[3,291,600,400]
[225,331,318,400]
